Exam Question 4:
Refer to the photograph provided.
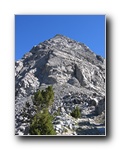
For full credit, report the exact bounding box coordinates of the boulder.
[68,77,80,87]
[17,130,24,135]
[75,64,86,86]
[89,98,98,106]
[95,98,105,115]
[68,124,73,130]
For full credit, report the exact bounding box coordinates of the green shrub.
[33,86,54,108]
[71,106,81,118]
[33,90,44,106]
[43,86,54,107]
[30,86,55,135]
[29,109,56,135]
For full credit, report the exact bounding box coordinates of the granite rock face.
[15,34,106,135]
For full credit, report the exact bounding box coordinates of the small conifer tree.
[29,86,55,135]
[71,106,81,118]
[33,86,54,108]
[29,109,56,135]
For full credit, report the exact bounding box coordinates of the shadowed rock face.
[15,34,105,135]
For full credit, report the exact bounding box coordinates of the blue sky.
[15,15,105,60]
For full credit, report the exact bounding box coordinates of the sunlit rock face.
[15,34,105,135]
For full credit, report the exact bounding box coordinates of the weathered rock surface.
[15,34,105,135]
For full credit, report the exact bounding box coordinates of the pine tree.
[33,90,44,106]
[71,106,81,118]
[29,109,56,135]
[30,86,56,135]
[45,86,54,107]
[33,86,54,108]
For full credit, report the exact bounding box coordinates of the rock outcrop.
[15,34,105,135]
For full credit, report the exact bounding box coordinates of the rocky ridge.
[15,34,105,135]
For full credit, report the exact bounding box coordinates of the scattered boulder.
[68,77,80,87]
[95,98,105,115]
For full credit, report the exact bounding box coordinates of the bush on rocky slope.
[71,106,81,118]
[29,108,56,135]
[33,85,54,108]
[30,86,56,135]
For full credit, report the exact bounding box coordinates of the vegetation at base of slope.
[71,106,81,119]
[29,86,56,135]
[29,108,56,135]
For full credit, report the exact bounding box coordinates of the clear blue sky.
[15,15,105,60]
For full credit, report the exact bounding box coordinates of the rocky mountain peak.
[15,35,105,136]
[54,33,66,38]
